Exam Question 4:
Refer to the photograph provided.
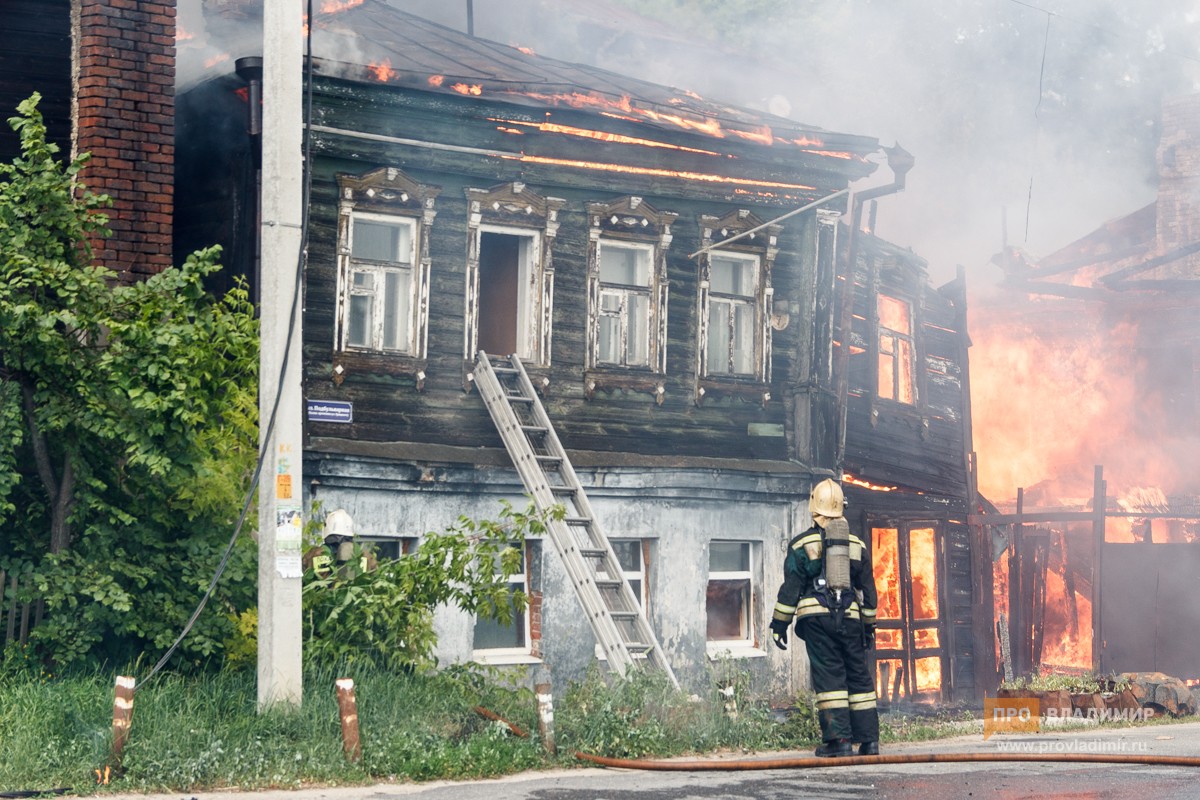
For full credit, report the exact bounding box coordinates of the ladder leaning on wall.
[473,351,679,690]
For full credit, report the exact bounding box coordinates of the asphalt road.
[105,720,1200,800]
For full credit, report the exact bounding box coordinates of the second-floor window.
[878,294,915,404]
[705,252,759,376]
[344,214,418,352]
[597,242,653,367]
[334,167,438,363]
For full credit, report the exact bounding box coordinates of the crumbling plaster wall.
[306,456,815,697]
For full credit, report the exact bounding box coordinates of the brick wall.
[76,0,175,281]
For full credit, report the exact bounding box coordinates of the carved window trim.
[695,210,779,403]
[585,197,677,390]
[333,167,440,372]
[463,182,565,367]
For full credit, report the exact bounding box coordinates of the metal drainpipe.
[235,56,264,307]
[832,143,916,471]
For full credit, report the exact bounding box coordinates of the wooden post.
[336,678,361,762]
[1091,465,1106,673]
[535,681,556,755]
[997,612,1013,683]
[111,675,135,765]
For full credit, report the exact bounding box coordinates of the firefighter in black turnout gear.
[770,478,880,758]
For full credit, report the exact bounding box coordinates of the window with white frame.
[358,536,418,562]
[705,252,759,376]
[596,242,653,367]
[706,541,754,644]
[877,294,915,404]
[472,544,531,658]
[606,539,648,608]
[475,226,540,360]
[343,213,418,353]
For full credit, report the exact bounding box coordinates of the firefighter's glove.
[863,623,876,649]
[769,618,790,651]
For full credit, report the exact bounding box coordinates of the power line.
[1004,0,1200,66]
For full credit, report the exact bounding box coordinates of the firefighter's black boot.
[858,741,879,756]
[815,739,853,758]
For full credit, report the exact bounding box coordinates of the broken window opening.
[706,540,755,645]
[476,227,538,359]
[463,184,562,367]
[877,293,915,404]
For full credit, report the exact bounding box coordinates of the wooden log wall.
[0,0,72,163]
[298,79,846,465]
[842,237,971,496]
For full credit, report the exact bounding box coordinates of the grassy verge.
[2,662,1189,794]
[0,662,819,793]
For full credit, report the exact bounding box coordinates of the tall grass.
[0,660,820,793]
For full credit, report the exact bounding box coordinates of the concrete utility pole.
[256,0,305,709]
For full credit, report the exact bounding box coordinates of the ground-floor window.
[706,540,755,647]
[472,542,539,662]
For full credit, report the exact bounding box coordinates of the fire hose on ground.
[575,750,1200,770]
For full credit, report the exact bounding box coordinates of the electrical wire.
[1004,0,1200,67]
[135,0,316,692]
[1023,11,1051,244]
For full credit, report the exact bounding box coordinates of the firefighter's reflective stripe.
[311,553,333,577]
[792,532,822,550]
[849,692,877,711]
[773,601,797,622]
[794,532,822,561]
[796,596,862,619]
[860,606,877,623]
[815,690,850,710]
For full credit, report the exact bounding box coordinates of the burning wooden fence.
[972,465,1200,684]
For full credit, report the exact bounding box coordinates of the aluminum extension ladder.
[473,351,679,689]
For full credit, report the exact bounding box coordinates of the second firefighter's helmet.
[809,478,845,519]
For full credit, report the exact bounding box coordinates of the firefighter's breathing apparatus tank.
[809,479,851,604]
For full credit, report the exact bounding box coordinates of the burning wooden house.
[170,0,981,698]
[971,93,1200,688]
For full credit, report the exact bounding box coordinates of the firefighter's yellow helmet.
[809,478,845,519]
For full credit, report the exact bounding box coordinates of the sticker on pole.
[307,399,353,424]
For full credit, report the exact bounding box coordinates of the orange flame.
[516,46,536,56]
[489,117,721,155]
[971,295,1171,503]
[501,153,815,191]
[728,125,775,146]
[176,25,194,43]
[320,0,363,12]
[452,83,483,96]
[428,75,445,87]
[368,59,395,82]
[204,53,230,69]
[844,473,897,492]
[914,656,942,693]
[909,528,939,620]
[872,528,901,620]
[1040,564,1092,668]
